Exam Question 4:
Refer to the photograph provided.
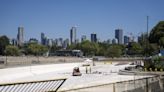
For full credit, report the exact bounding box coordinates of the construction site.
[0,56,164,92]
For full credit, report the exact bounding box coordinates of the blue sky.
[0,0,164,41]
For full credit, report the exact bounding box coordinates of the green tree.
[138,32,150,56]
[49,45,62,53]
[141,21,164,56]
[0,35,10,55]
[5,45,20,56]
[67,44,77,50]
[159,37,164,48]
[149,21,164,45]
[80,40,99,56]
[127,42,143,56]
[149,43,159,55]
[105,45,122,57]
[97,42,109,56]
[138,33,147,45]
[97,46,105,56]
[27,43,48,56]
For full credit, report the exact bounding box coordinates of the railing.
[0,78,67,92]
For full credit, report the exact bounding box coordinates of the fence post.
[146,78,148,92]
[5,55,7,66]
[86,66,88,74]
[159,76,164,92]
[113,83,115,92]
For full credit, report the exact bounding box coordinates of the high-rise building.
[11,38,17,46]
[75,39,79,44]
[47,39,53,47]
[115,29,123,44]
[129,36,135,42]
[106,39,111,44]
[70,27,77,45]
[29,38,38,44]
[58,38,63,47]
[112,38,118,44]
[17,26,24,47]
[138,36,142,43]
[91,33,97,42]
[124,36,130,45]
[81,35,87,42]
[63,39,69,49]
[41,32,46,45]
[54,39,58,45]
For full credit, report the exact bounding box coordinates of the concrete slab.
[0,62,152,91]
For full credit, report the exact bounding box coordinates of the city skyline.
[0,0,164,41]
[12,26,126,45]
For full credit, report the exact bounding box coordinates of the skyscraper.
[124,35,130,45]
[29,38,38,44]
[115,29,123,44]
[91,33,97,42]
[11,38,17,46]
[70,27,76,45]
[41,32,44,45]
[81,35,87,42]
[75,39,79,44]
[17,26,24,47]
[58,38,63,47]
[47,39,53,47]
[63,39,69,49]
[106,39,111,44]
[112,38,118,44]
[41,32,47,45]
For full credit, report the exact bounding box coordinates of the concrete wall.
[64,76,164,92]
[0,57,6,68]
[0,56,83,68]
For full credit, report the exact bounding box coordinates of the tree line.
[0,37,48,56]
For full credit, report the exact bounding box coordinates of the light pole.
[146,16,149,57]
[4,50,7,66]
[133,72,136,90]
[5,54,7,66]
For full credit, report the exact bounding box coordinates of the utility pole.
[147,16,149,37]
[146,16,149,57]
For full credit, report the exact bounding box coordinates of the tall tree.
[80,40,99,56]
[5,45,20,56]
[149,43,159,55]
[105,45,122,57]
[127,42,143,55]
[0,35,10,55]
[159,37,164,48]
[27,43,48,56]
[97,42,109,56]
[49,45,62,53]
[149,21,164,45]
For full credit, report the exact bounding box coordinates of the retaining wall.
[0,56,83,68]
[62,75,164,92]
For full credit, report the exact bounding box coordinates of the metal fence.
[0,78,67,92]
